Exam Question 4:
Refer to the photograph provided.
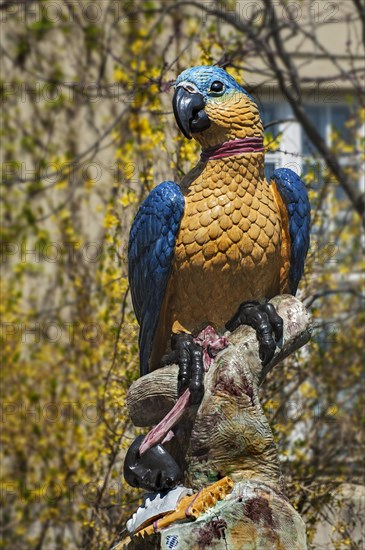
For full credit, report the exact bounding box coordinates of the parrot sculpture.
[128,65,310,409]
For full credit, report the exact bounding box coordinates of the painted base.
[117,296,311,550]
[158,482,307,549]
[117,481,307,549]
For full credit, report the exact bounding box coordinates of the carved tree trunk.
[116,295,311,549]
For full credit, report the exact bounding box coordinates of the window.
[260,102,284,180]
[302,104,352,155]
[301,105,326,155]
[260,102,281,139]
[261,101,356,185]
[264,162,277,181]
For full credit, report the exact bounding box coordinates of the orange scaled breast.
[149,153,290,370]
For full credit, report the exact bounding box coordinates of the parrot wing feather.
[128,181,185,376]
[270,168,311,294]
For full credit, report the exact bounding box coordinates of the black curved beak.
[172,86,211,139]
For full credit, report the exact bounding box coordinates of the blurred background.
[1,1,364,548]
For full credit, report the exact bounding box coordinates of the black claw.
[169,333,204,405]
[258,336,276,365]
[160,349,178,367]
[226,301,283,366]
[261,303,284,342]
[225,301,259,333]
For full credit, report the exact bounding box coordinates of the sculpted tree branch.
[115,295,310,549]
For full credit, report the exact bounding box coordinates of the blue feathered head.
[175,66,254,102]
[173,65,262,146]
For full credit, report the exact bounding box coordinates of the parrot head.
[173,65,263,148]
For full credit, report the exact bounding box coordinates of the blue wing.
[270,168,311,295]
[128,181,185,376]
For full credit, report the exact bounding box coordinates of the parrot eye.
[210,81,225,93]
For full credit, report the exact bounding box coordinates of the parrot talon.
[259,302,284,343]
[169,333,204,406]
[225,301,283,366]
[160,349,178,367]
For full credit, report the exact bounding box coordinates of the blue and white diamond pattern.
[165,534,179,548]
